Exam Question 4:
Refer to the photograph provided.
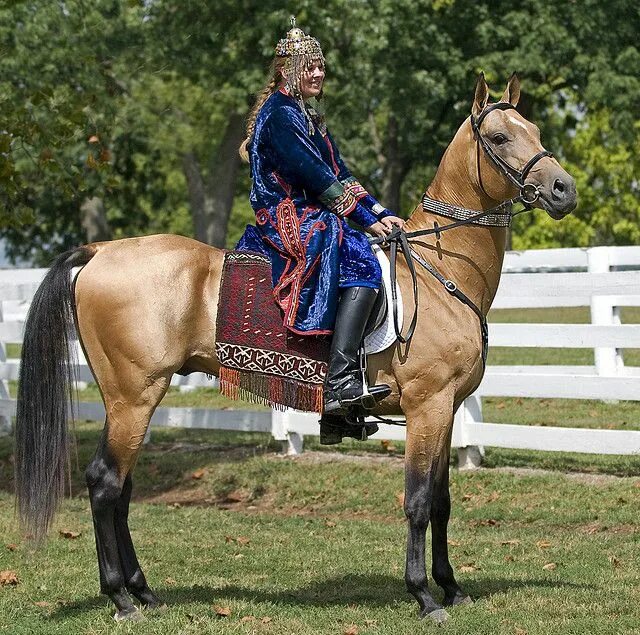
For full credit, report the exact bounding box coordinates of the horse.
[14,73,576,623]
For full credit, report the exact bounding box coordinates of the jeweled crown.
[275,16,324,61]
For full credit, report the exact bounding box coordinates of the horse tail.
[15,245,96,540]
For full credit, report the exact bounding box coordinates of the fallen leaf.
[504,555,515,562]
[344,625,359,635]
[496,401,505,409]
[261,616,272,624]
[462,493,473,501]
[235,536,250,546]
[325,520,337,528]
[5,544,17,552]
[396,492,405,507]
[459,564,477,573]
[501,539,520,546]
[213,605,231,617]
[470,518,499,528]
[165,577,176,585]
[447,539,461,547]
[536,540,552,549]
[514,627,528,635]
[191,469,206,480]
[59,530,81,539]
[240,615,256,623]
[34,601,52,608]
[542,562,557,571]
[225,490,245,502]
[0,570,18,586]
[582,523,602,535]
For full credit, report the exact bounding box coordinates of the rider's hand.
[379,216,405,232]
[366,221,390,238]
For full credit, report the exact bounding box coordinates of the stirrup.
[319,410,379,445]
[323,380,392,414]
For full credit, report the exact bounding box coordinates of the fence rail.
[2,245,640,465]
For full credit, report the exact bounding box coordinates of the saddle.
[215,249,401,413]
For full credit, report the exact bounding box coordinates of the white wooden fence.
[1,246,640,466]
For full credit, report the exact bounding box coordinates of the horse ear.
[472,72,490,117]
[501,72,521,106]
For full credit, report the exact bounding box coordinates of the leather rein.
[370,102,554,365]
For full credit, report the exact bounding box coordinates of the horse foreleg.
[430,439,472,606]
[402,393,454,624]
[114,474,163,609]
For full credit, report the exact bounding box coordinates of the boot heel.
[359,393,376,410]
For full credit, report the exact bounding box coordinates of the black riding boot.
[323,286,391,414]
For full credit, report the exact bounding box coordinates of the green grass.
[1,424,639,634]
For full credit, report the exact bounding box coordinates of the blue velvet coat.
[236,89,390,335]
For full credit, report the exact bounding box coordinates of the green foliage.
[1,0,639,261]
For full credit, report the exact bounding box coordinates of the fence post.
[271,409,304,455]
[453,394,484,470]
[588,247,623,380]
[0,301,11,436]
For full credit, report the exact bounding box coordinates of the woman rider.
[236,19,404,416]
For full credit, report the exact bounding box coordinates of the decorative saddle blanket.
[215,249,402,413]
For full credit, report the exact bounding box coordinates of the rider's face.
[298,60,325,100]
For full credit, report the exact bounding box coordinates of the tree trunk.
[380,115,409,213]
[183,112,246,248]
[80,196,111,243]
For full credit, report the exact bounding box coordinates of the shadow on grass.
[51,573,594,620]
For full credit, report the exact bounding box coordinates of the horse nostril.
[553,179,565,195]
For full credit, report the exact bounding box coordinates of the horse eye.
[492,133,508,145]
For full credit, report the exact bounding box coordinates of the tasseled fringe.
[219,365,323,413]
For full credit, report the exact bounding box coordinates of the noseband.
[471,102,553,208]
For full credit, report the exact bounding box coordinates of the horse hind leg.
[114,474,163,609]
[86,376,170,621]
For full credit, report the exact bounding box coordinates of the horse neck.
[404,125,508,314]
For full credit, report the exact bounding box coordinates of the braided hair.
[239,58,286,162]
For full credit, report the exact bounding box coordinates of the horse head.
[468,72,577,220]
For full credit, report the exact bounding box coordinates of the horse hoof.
[444,592,473,607]
[454,595,473,607]
[113,607,145,622]
[423,608,449,625]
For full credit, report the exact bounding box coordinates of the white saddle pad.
[364,245,403,355]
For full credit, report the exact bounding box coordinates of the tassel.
[218,365,323,413]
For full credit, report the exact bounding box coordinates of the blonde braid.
[239,59,284,162]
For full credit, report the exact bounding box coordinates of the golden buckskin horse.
[15,74,576,623]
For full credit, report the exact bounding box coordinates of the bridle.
[471,101,553,210]
[369,102,556,364]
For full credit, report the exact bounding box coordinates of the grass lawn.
[1,424,639,635]
[1,308,639,632]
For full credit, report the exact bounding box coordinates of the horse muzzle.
[536,168,578,220]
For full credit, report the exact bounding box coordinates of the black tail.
[14,246,95,540]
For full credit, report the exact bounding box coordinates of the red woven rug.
[215,251,329,412]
